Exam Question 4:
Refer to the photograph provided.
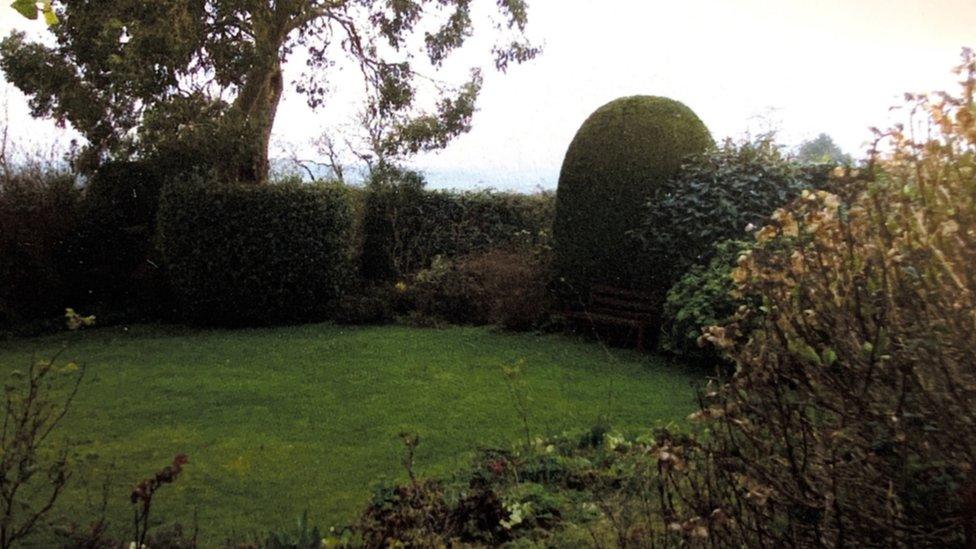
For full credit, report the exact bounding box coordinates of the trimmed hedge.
[553,96,712,297]
[359,168,554,280]
[157,180,352,326]
[64,161,170,319]
[0,172,80,332]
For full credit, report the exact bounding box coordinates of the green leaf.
[11,0,38,19]
[10,1,58,24]
[860,341,876,360]
[788,338,822,366]
[822,348,838,367]
[43,6,59,25]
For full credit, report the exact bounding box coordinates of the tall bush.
[553,96,712,296]
[661,52,976,546]
[658,239,751,365]
[157,180,352,326]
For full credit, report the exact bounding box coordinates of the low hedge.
[157,180,352,326]
[359,168,554,280]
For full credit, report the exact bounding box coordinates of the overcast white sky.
[2,0,974,190]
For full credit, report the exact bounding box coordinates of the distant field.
[0,324,700,544]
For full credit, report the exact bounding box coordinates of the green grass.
[0,323,701,544]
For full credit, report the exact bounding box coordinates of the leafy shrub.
[632,136,830,293]
[407,256,480,325]
[0,169,79,331]
[359,166,554,281]
[553,95,712,297]
[347,426,685,547]
[459,247,552,331]
[408,245,552,330]
[359,478,511,547]
[658,239,750,365]
[672,53,976,546]
[157,180,352,326]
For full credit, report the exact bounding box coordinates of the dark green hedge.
[0,172,80,332]
[157,181,352,326]
[553,96,712,297]
[359,168,554,280]
[64,161,171,319]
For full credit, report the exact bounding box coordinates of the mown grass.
[0,323,701,544]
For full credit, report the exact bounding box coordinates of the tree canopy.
[796,133,851,165]
[2,0,538,182]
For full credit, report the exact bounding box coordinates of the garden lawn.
[0,323,701,544]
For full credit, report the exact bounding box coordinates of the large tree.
[796,132,851,165]
[1,0,538,182]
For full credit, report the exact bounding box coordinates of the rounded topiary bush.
[157,180,352,326]
[553,95,712,297]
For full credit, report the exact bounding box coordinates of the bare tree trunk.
[228,52,284,184]
[227,5,294,184]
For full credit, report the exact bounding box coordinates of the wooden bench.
[563,285,659,351]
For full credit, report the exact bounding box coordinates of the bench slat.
[590,284,657,302]
[588,308,652,320]
[591,294,656,312]
[563,311,643,327]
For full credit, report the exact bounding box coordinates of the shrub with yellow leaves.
[665,49,976,547]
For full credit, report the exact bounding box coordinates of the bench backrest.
[587,285,658,320]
